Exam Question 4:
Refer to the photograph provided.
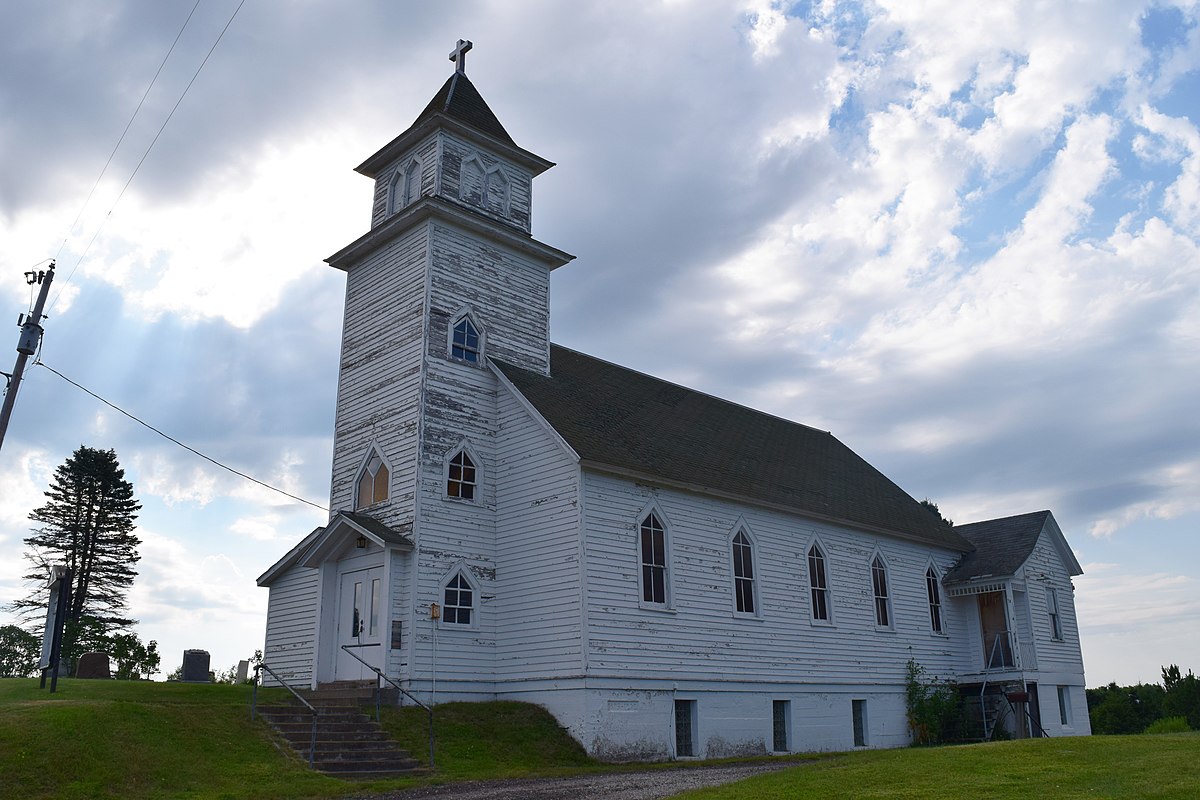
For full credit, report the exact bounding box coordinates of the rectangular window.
[732,531,755,614]
[852,699,867,747]
[640,513,667,605]
[1057,686,1071,726]
[926,568,944,633]
[368,578,380,636]
[674,699,697,757]
[772,700,790,752]
[352,581,363,637]
[1047,587,1063,640]
[808,545,830,621]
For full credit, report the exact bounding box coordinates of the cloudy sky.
[1,1,1197,686]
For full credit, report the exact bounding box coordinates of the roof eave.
[326,195,574,271]
[578,459,973,552]
[355,114,554,179]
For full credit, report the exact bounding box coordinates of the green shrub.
[1144,716,1192,734]
[905,658,967,744]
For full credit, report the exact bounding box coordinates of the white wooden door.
[334,567,384,680]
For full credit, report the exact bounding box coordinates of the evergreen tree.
[0,625,40,677]
[10,446,142,671]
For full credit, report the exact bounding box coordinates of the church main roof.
[496,344,973,551]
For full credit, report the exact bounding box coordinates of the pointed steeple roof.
[411,72,515,146]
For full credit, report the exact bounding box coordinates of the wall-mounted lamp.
[355,534,368,549]
[430,602,441,620]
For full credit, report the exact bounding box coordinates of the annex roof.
[495,344,972,550]
[256,512,413,586]
[944,510,1082,584]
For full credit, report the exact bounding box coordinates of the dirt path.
[353,760,805,800]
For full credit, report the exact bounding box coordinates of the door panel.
[335,567,384,680]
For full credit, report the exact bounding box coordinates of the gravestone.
[181,649,211,682]
[75,652,110,679]
[236,660,249,684]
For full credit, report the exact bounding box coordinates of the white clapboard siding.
[1022,530,1087,676]
[582,472,965,686]
[330,224,430,519]
[370,132,439,228]
[438,133,534,234]
[493,384,584,678]
[428,222,550,372]
[262,565,319,686]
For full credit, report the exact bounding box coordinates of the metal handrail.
[252,662,318,767]
[340,644,435,768]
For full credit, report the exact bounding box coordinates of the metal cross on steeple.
[449,39,473,75]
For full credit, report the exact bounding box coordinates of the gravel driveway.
[354,760,806,800]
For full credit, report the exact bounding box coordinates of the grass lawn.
[4,678,1199,799]
[674,733,1200,800]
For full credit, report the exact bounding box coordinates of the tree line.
[1088,665,1200,734]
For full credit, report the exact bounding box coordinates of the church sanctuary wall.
[492,384,585,680]
[262,564,319,687]
[580,472,967,687]
[329,224,430,521]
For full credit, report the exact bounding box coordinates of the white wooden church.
[258,42,1091,759]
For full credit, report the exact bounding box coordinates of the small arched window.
[356,452,389,509]
[451,316,481,363]
[484,166,511,216]
[403,159,421,206]
[447,449,477,501]
[443,572,474,625]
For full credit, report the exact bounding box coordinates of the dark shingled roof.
[943,510,1051,583]
[496,345,972,551]
[341,511,414,547]
[411,72,515,146]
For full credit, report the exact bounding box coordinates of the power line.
[54,0,203,266]
[49,0,248,312]
[34,359,328,513]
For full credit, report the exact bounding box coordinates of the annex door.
[978,591,1014,668]
[334,566,385,680]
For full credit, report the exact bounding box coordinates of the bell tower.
[323,39,573,541]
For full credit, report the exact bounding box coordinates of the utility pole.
[0,262,55,455]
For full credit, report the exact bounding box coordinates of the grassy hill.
[0,678,593,799]
[3,678,1199,799]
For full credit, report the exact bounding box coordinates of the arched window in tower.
[484,166,511,216]
[403,159,421,206]
[447,449,477,501]
[451,315,481,363]
[442,571,475,625]
[356,451,389,509]
[459,155,485,206]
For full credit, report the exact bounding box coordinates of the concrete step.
[256,694,423,779]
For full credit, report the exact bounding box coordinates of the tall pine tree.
[12,446,142,670]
